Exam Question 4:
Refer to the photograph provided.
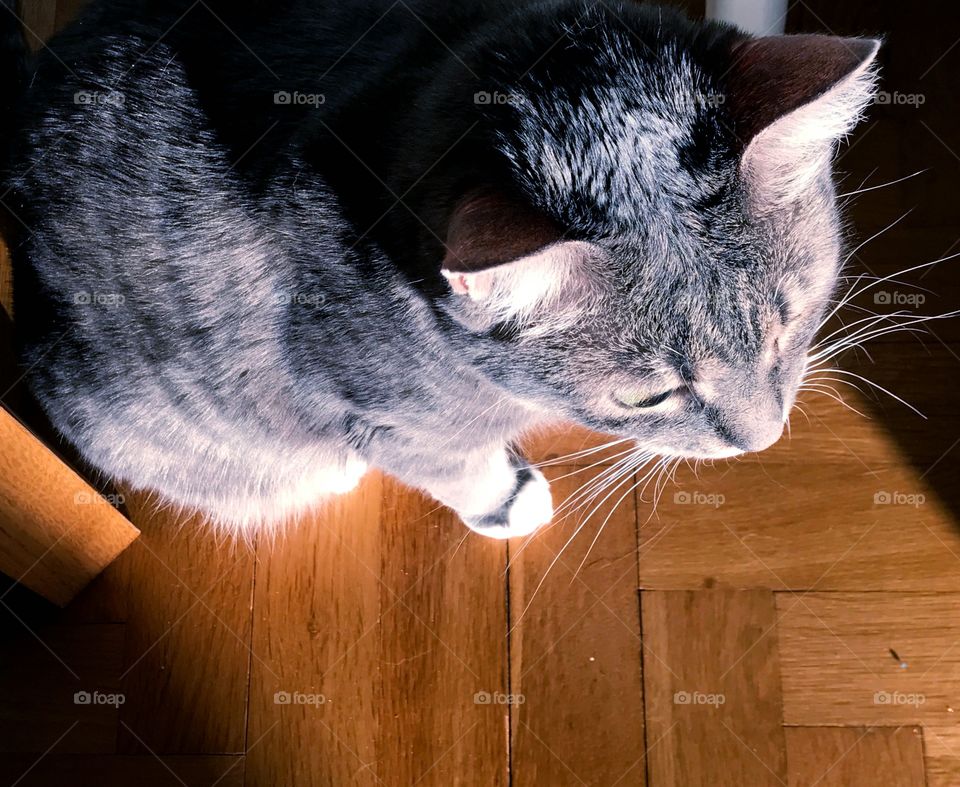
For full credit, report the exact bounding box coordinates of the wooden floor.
[2,1,960,785]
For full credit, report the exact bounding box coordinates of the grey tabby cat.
[2,0,879,537]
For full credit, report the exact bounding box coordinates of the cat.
[1,0,879,538]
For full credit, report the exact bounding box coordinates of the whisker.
[545,447,638,484]
[567,461,654,583]
[815,367,926,418]
[821,250,960,330]
[810,310,960,363]
[813,309,916,350]
[552,452,647,518]
[798,382,870,418]
[507,453,648,569]
[533,437,631,468]
[837,168,928,199]
[841,210,913,270]
[804,374,868,396]
[509,451,654,631]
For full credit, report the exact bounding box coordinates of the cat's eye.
[614,389,675,409]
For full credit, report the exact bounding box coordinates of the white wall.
[705,0,788,35]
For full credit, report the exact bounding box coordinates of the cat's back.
[4,2,347,459]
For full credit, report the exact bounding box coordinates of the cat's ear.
[441,190,590,322]
[727,35,881,203]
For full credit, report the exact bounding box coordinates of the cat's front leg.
[420,448,553,539]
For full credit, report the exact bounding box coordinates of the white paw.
[314,456,368,495]
[465,468,553,540]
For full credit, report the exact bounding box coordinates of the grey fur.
[3,1,879,536]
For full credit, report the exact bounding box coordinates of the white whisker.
[837,168,928,199]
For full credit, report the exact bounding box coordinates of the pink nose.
[728,416,785,453]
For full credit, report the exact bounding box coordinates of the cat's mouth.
[644,443,745,461]
[693,446,747,460]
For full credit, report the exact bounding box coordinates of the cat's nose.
[722,416,784,453]
[710,396,785,453]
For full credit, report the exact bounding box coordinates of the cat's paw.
[313,455,368,495]
[463,466,553,539]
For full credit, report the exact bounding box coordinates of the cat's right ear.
[727,35,881,204]
[440,190,592,324]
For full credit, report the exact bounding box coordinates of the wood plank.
[777,593,960,725]
[638,459,960,591]
[0,411,140,606]
[245,474,383,787]
[509,464,645,787]
[247,471,507,786]
[17,0,58,49]
[923,726,960,787]
[642,590,787,786]
[0,754,243,787]
[377,475,508,785]
[785,726,924,787]
[0,624,124,754]
[115,490,254,754]
[54,0,89,29]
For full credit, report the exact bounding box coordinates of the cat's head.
[440,7,879,459]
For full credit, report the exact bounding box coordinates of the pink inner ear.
[443,271,471,295]
[442,189,562,274]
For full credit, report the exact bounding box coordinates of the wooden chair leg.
[0,410,139,606]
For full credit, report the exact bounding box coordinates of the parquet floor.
[1,1,959,785]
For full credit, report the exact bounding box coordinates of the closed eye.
[614,388,676,409]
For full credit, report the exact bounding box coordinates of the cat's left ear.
[727,35,881,203]
[441,190,592,321]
